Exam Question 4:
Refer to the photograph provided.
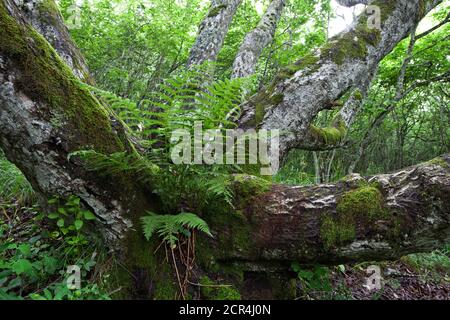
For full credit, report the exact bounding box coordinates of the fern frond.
[141,212,212,247]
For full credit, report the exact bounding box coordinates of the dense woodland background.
[0,0,449,300]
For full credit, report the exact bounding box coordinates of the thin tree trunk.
[187,0,242,68]
[231,0,286,79]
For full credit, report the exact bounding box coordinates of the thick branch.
[231,0,286,79]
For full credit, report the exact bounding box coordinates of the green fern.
[141,212,212,248]
[0,152,35,204]
[68,150,160,184]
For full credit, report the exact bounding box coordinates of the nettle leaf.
[57,219,65,228]
[43,256,59,274]
[74,220,84,230]
[18,244,31,257]
[83,211,96,221]
[12,259,34,276]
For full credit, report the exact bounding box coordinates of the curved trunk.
[238,0,442,159]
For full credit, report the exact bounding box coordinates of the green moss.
[320,14,381,65]
[320,214,356,250]
[233,174,272,203]
[320,186,389,249]
[372,0,397,22]
[353,89,364,101]
[337,186,389,221]
[426,157,448,168]
[0,2,125,154]
[276,54,320,80]
[252,88,284,126]
[154,279,178,300]
[37,0,61,25]
[418,0,430,18]
[199,276,241,300]
[269,276,297,300]
[310,115,347,146]
[197,176,269,265]
[208,4,227,17]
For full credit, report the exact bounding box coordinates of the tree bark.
[187,0,242,68]
[231,0,286,79]
[238,0,442,159]
[205,156,450,268]
[13,0,92,83]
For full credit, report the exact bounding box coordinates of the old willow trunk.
[1,0,449,299]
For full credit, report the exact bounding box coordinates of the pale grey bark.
[210,155,450,266]
[336,0,369,6]
[238,0,443,160]
[187,0,242,68]
[231,0,286,79]
[13,0,92,83]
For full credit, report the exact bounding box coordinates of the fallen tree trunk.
[201,156,450,269]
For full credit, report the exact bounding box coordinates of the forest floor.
[2,200,449,300]
[318,258,450,300]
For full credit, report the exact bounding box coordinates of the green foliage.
[0,199,110,300]
[46,196,97,255]
[0,153,35,205]
[69,150,159,183]
[292,263,332,298]
[199,276,241,300]
[402,246,450,282]
[141,212,212,248]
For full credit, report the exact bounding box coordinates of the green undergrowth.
[0,196,112,300]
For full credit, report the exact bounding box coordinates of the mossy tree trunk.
[1,0,449,299]
[13,0,93,83]
[202,158,450,270]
